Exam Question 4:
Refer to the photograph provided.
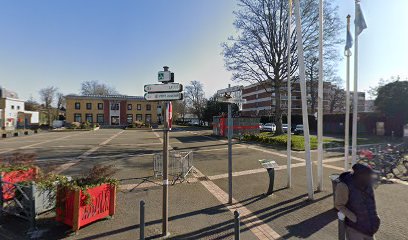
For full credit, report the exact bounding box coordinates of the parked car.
[294,124,304,135]
[282,124,288,133]
[261,123,276,132]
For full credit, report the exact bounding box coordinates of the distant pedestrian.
[335,163,381,240]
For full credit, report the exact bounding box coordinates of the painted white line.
[193,167,281,240]
[52,130,125,174]
[247,145,305,162]
[0,131,89,154]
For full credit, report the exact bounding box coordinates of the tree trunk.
[274,79,283,135]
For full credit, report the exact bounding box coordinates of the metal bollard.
[140,200,145,240]
[234,210,240,240]
[338,211,346,240]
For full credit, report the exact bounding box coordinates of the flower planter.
[1,168,37,201]
[56,183,116,232]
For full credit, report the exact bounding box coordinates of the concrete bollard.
[234,210,240,240]
[140,200,145,240]
[338,211,346,240]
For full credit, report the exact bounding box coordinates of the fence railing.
[153,151,194,184]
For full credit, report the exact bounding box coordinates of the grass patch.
[243,132,341,151]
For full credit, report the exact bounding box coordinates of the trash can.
[329,174,340,208]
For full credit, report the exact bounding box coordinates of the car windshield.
[264,123,272,126]
[282,124,288,127]
[296,125,304,129]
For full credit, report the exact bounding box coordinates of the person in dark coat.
[335,163,381,240]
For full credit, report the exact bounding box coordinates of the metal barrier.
[0,180,37,232]
[153,151,194,184]
[234,210,240,240]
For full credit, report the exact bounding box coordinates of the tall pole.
[286,0,292,188]
[344,15,352,170]
[294,0,314,200]
[228,84,233,204]
[317,0,324,191]
[351,1,359,165]
[162,101,169,237]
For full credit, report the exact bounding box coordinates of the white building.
[0,87,39,130]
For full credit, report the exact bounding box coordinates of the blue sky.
[0,0,407,101]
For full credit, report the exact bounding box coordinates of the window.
[136,114,142,121]
[137,104,142,110]
[75,102,81,110]
[111,103,119,110]
[85,113,93,123]
[86,103,92,110]
[98,103,104,110]
[97,114,104,124]
[127,104,132,110]
[17,106,20,110]
[146,104,151,111]
[11,105,14,110]
[145,114,152,123]
[127,114,133,124]
[74,113,82,122]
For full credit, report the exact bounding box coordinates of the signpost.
[144,66,182,237]
[216,84,246,204]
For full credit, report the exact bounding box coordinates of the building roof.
[65,94,145,100]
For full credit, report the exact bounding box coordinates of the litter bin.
[259,160,279,195]
[329,174,340,208]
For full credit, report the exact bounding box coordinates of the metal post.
[294,0,314,200]
[28,182,36,232]
[344,15,352,171]
[234,210,240,240]
[228,102,233,204]
[351,0,359,165]
[317,0,324,192]
[286,0,292,189]
[162,102,169,237]
[140,200,145,240]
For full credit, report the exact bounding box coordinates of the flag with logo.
[345,27,353,50]
[355,3,367,36]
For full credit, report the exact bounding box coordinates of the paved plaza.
[0,127,407,239]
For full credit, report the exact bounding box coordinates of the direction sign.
[217,85,242,95]
[144,83,183,93]
[158,71,174,82]
[217,97,247,104]
[144,92,183,101]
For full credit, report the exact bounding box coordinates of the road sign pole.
[228,103,233,204]
[162,101,169,237]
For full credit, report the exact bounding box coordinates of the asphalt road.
[0,127,407,240]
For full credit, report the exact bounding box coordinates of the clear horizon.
[0,0,407,102]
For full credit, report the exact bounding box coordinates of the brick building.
[240,82,365,116]
[65,95,161,126]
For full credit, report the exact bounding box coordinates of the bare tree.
[39,86,58,126]
[223,0,343,134]
[185,81,207,124]
[56,92,66,110]
[172,99,188,123]
[81,80,118,95]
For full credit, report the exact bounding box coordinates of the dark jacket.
[339,172,380,236]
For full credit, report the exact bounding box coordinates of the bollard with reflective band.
[234,210,240,240]
[338,211,346,240]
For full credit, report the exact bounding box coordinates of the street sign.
[144,92,183,101]
[217,97,247,104]
[217,85,242,95]
[158,71,174,82]
[144,83,183,93]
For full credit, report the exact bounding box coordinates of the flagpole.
[317,0,324,191]
[344,15,352,170]
[286,0,292,189]
[351,0,359,165]
[294,0,314,200]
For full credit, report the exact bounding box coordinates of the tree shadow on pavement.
[281,209,337,239]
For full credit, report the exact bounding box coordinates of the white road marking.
[52,130,125,174]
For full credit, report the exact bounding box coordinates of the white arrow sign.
[217,97,247,104]
[144,92,183,101]
[144,83,183,93]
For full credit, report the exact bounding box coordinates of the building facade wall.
[65,95,160,126]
